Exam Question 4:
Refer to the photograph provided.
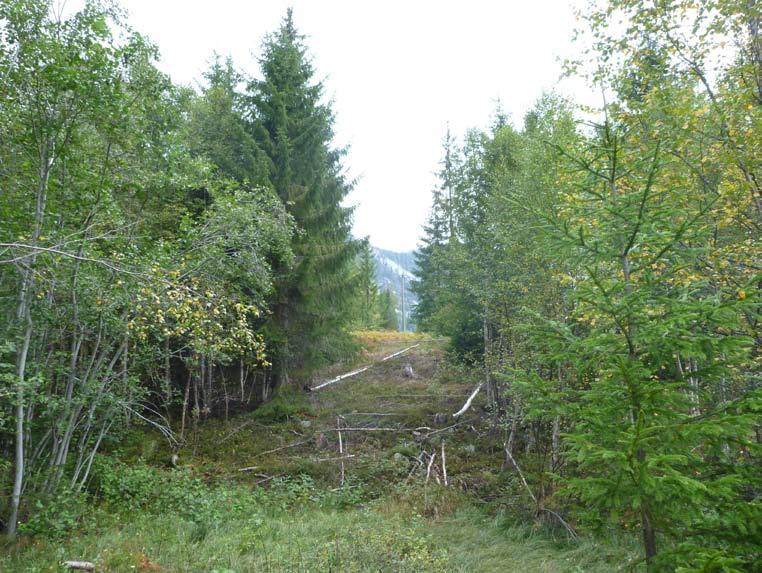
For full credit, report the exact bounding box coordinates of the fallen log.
[320,427,403,433]
[381,344,421,362]
[427,422,463,436]
[316,454,357,462]
[342,412,404,416]
[311,364,373,391]
[64,562,95,571]
[311,344,420,391]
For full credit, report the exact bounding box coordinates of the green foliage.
[348,241,402,331]
[0,0,290,534]
[350,240,382,329]
[252,388,311,423]
[186,55,269,186]
[0,488,630,573]
[248,9,362,380]
[0,1,759,569]
[17,488,90,539]
[93,457,231,521]
[377,289,400,331]
[412,3,761,569]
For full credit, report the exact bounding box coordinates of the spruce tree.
[354,240,380,330]
[187,55,269,186]
[411,129,458,333]
[377,290,399,331]
[248,10,360,384]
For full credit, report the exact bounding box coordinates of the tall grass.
[1,501,635,572]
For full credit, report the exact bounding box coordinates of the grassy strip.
[1,499,634,572]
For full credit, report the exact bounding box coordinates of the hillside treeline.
[0,0,386,536]
[412,1,760,570]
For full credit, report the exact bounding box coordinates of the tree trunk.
[180,372,191,442]
[8,297,32,537]
[483,304,499,410]
[551,415,561,471]
[7,152,52,537]
[641,506,657,569]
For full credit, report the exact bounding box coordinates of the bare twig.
[320,427,403,433]
[405,452,425,482]
[312,365,374,391]
[317,454,356,462]
[250,440,308,458]
[503,443,538,505]
[540,508,579,540]
[337,415,345,486]
[426,422,463,436]
[118,401,177,446]
[219,420,257,443]
[0,242,143,276]
[342,412,404,416]
[375,394,464,399]
[380,344,421,362]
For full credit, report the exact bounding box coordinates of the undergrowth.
[0,459,635,572]
[1,334,640,572]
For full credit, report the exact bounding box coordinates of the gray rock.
[393,452,407,463]
[299,419,312,428]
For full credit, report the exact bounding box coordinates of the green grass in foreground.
[0,459,635,572]
[1,337,639,572]
[1,501,633,573]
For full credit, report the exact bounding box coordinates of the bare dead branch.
[250,440,309,458]
[453,382,484,418]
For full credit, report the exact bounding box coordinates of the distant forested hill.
[372,247,417,331]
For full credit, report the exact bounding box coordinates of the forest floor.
[1,332,637,572]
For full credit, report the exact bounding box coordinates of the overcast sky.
[99,1,594,252]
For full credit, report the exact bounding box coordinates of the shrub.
[18,488,90,539]
[253,388,311,423]
[90,457,263,524]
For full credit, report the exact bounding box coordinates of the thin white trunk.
[425,450,436,484]
[440,440,448,486]
[8,150,52,536]
[676,354,700,416]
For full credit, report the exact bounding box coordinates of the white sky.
[96,1,595,252]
